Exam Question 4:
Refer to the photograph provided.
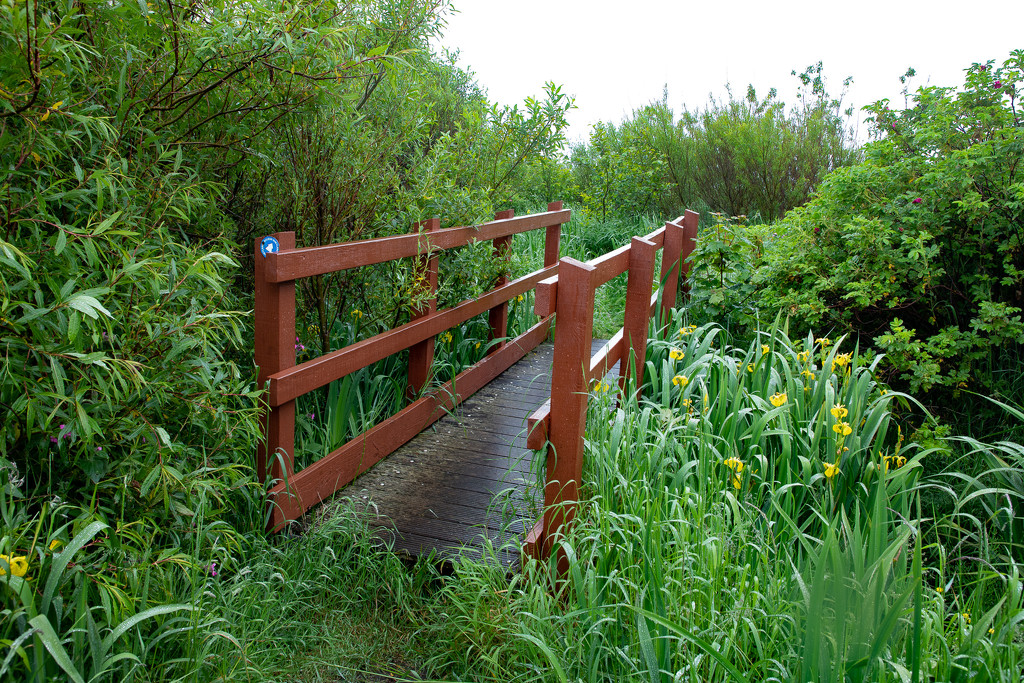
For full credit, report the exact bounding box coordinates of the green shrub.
[742,51,1024,418]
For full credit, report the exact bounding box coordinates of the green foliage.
[569,118,669,221]
[569,65,858,224]
[747,51,1024,414]
[0,1,572,677]
[684,213,771,330]
[400,320,1024,680]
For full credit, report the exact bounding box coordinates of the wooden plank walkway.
[339,339,608,567]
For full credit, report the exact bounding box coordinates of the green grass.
[4,213,1024,681]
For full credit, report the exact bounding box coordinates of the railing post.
[255,231,297,489]
[544,200,563,267]
[621,236,658,393]
[659,220,685,321]
[407,218,440,400]
[678,209,699,300]
[487,209,514,349]
[543,256,596,571]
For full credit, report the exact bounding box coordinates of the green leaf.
[42,521,108,614]
[27,615,85,683]
[65,294,111,320]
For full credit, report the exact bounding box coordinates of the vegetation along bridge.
[254,204,698,567]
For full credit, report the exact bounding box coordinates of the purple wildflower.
[209,562,217,577]
[994,80,1002,89]
[912,198,922,204]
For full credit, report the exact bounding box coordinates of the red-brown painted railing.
[522,210,699,566]
[255,202,568,530]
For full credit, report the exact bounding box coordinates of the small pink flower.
[912,198,922,204]
[994,80,1002,88]
[96,446,102,452]
[899,227,905,232]
[209,562,217,577]
[50,436,58,444]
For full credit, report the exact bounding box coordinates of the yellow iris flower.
[0,554,28,578]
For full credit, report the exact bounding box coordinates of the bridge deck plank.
[339,339,609,567]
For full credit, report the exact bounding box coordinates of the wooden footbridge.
[254,204,698,567]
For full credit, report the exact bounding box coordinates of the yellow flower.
[593,382,610,394]
[48,539,62,552]
[769,392,787,407]
[815,337,832,347]
[723,457,744,473]
[669,348,684,360]
[831,353,852,372]
[516,294,525,302]
[746,363,754,373]
[988,628,995,635]
[936,586,944,594]
[677,325,698,337]
[832,421,852,436]
[672,375,688,387]
[0,554,28,578]
[351,309,363,319]
[800,369,815,380]
[474,342,481,350]
[823,462,839,480]
[962,612,971,624]
[830,403,848,419]
[731,475,742,490]
[440,331,453,344]
[761,344,769,356]
[797,350,809,363]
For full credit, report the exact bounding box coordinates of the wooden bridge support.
[524,211,699,569]
[407,219,440,400]
[255,231,296,486]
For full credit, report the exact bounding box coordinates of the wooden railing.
[254,202,568,530]
[522,210,699,565]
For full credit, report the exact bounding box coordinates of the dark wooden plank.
[330,335,614,567]
[335,341,562,565]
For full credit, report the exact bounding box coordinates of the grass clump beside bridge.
[335,317,1023,681]
[10,317,1021,681]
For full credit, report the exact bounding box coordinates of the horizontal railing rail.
[254,202,567,530]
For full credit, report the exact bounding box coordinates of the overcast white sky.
[437,1,1023,144]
